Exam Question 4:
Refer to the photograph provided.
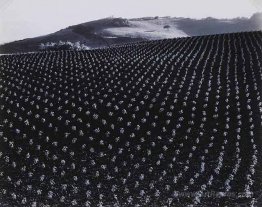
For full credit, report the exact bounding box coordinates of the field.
[0,31,261,206]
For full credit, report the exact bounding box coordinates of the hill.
[0,31,261,206]
[0,13,262,54]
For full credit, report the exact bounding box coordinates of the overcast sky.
[0,0,261,44]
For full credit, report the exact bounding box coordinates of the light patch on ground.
[103,36,118,39]
[103,19,188,40]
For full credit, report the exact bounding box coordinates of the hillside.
[0,31,261,206]
[0,13,261,54]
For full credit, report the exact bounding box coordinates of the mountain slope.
[0,13,261,54]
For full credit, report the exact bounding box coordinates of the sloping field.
[0,31,261,206]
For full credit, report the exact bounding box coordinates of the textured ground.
[0,31,262,206]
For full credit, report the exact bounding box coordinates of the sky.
[0,0,262,44]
